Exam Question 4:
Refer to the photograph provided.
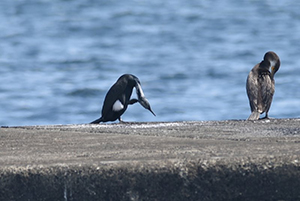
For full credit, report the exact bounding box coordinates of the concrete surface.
[0,119,300,200]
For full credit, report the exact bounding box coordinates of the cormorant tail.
[90,117,103,124]
[247,112,260,120]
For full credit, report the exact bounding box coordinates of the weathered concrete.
[0,119,300,200]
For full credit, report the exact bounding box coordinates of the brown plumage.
[246,51,280,120]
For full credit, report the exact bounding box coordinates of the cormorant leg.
[119,117,133,124]
[260,113,269,119]
[128,98,138,105]
[118,117,128,123]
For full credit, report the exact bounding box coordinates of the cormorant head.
[264,51,280,77]
[139,97,156,116]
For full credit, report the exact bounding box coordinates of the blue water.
[0,0,300,126]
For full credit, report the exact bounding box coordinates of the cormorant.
[91,74,155,123]
[246,51,280,120]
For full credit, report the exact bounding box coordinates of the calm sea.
[0,0,299,126]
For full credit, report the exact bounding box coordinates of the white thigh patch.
[112,100,124,111]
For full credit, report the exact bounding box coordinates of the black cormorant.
[246,51,280,120]
[90,74,155,123]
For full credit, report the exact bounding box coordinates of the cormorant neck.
[259,60,271,70]
[135,82,145,99]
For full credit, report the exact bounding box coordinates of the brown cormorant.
[90,74,155,123]
[246,51,280,120]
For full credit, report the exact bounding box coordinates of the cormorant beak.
[271,66,275,76]
[271,66,275,72]
[271,65,278,77]
[149,108,156,116]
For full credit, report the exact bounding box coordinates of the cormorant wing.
[246,65,260,112]
[101,80,128,117]
[258,69,275,113]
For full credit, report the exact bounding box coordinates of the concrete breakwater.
[0,119,300,200]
